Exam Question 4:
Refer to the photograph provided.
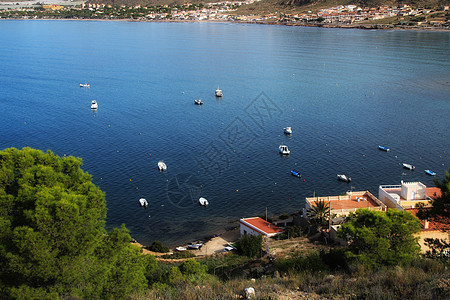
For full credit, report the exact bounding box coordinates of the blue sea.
[1,20,449,246]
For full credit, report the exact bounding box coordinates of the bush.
[275,251,330,273]
[237,235,262,258]
[148,240,170,253]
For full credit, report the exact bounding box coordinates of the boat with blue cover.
[291,170,301,177]
[378,146,390,151]
[424,169,436,176]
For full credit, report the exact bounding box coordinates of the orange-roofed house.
[240,217,284,237]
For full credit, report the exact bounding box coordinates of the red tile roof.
[426,187,442,200]
[240,217,284,235]
[406,208,450,231]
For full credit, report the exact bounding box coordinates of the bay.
[1,20,449,246]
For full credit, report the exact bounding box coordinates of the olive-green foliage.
[180,259,208,275]
[279,225,306,239]
[0,147,147,298]
[237,234,262,258]
[148,240,170,253]
[338,209,421,267]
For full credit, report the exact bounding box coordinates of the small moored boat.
[158,161,167,171]
[291,170,301,177]
[279,145,290,155]
[139,198,148,207]
[199,197,209,206]
[425,170,436,176]
[284,127,292,134]
[80,83,90,88]
[337,174,351,182]
[215,88,223,97]
[402,163,415,170]
[90,100,98,109]
[378,146,390,151]
[194,99,203,105]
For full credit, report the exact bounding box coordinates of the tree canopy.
[0,147,147,298]
[418,168,450,221]
[338,209,421,267]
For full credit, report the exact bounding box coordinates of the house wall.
[401,182,426,200]
[240,223,263,236]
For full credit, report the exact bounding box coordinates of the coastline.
[1,17,449,32]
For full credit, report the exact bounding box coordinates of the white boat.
[80,83,90,88]
[279,145,290,155]
[157,161,167,171]
[378,145,390,151]
[284,127,292,134]
[402,163,415,170]
[90,100,98,109]
[199,197,209,206]
[215,88,223,97]
[176,246,187,251]
[139,198,148,207]
[188,243,203,250]
[194,99,203,105]
[337,174,351,182]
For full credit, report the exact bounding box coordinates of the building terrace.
[305,190,386,218]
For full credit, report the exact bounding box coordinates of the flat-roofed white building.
[378,181,441,210]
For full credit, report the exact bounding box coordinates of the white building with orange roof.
[239,217,284,237]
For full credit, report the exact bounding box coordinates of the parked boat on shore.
[402,163,415,170]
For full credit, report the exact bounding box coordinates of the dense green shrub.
[237,234,262,258]
[148,240,170,253]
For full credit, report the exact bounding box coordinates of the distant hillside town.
[1,0,449,29]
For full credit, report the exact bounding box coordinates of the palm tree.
[307,199,331,231]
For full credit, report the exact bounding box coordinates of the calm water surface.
[1,20,449,245]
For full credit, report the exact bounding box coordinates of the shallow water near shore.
[1,20,449,246]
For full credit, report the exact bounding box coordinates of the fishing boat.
[402,163,415,170]
[139,198,148,207]
[284,127,292,134]
[378,146,390,151]
[157,161,167,171]
[194,99,203,105]
[337,174,351,182]
[291,170,301,177]
[425,170,436,176]
[199,197,209,206]
[90,100,98,109]
[80,83,90,87]
[279,145,290,155]
[215,88,223,97]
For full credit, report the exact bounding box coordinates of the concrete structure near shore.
[240,217,284,237]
